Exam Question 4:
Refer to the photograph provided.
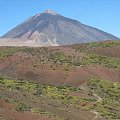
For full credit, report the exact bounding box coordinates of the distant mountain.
[1,9,119,46]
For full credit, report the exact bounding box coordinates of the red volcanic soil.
[0,56,119,87]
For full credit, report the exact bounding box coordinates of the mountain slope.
[1,10,119,46]
[0,40,120,120]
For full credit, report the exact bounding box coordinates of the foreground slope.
[1,10,119,46]
[0,40,120,120]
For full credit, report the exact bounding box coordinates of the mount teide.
[0,10,119,46]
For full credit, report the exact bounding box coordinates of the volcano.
[1,9,119,46]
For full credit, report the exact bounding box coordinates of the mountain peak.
[43,9,57,15]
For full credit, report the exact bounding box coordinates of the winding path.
[91,94,102,120]
[91,111,99,120]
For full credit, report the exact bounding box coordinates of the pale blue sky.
[0,0,120,37]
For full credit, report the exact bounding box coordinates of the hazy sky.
[0,0,120,37]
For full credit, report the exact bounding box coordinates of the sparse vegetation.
[81,53,120,69]
[87,77,120,119]
[0,47,21,57]
[0,76,120,119]
[75,40,120,52]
